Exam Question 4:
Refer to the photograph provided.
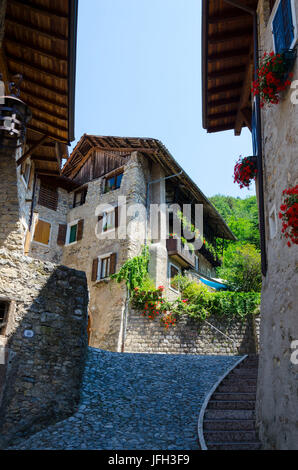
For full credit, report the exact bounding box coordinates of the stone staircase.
[199,355,261,450]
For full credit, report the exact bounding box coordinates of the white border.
[66,219,79,246]
[271,0,298,52]
[96,252,113,281]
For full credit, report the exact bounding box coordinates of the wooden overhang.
[202,0,258,135]
[63,134,236,241]
[1,0,78,175]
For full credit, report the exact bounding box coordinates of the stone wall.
[255,0,298,450]
[0,148,27,252]
[125,309,260,355]
[0,248,89,448]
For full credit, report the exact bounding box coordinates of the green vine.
[111,246,150,291]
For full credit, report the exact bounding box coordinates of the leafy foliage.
[217,244,262,292]
[111,246,150,291]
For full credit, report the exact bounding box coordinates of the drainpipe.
[222,0,267,276]
[28,172,37,231]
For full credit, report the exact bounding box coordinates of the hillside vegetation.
[210,195,262,292]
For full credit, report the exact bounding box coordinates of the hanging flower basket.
[279,185,298,247]
[233,156,257,189]
[252,50,296,107]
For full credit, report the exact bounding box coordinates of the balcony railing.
[199,244,222,268]
[166,237,195,268]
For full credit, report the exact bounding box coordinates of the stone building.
[202,0,298,450]
[0,1,90,447]
[25,134,236,352]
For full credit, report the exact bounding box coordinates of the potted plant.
[233,155,257,189]
[252,50,296,107]
[279,185,298,247]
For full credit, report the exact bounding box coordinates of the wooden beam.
[234,45,254,135]
[5,18,68,42]
[31,156,57,163]
[207,123,235,133]
[208,82,242,95]
[7,65,68,97]
[9,0,68,21]
[27,124,67,144]
[26,103,67,124]
[240,107,252,131]
[8,55,68,81]
[208,28,252,44]
[36,170,60,177]
[5,37,67,63]
[20,96,67,120]
[208,110,238,121]
[208,47,249,63]
[0,48,9,93]
[17,135,48,166]
[208,96,240,107]
[208,65,246,80]
[208,10,250,23]
[30,115,68,133]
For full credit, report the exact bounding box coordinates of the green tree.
[217,244,262,292]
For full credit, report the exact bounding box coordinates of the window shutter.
[81,188,87,205]
[77,219,84,241]
[57,224,67,245]
[91,258,99,281]
[273,2,286,53]
[28,165,34,190]
[38,184,58,211]
[282,0,294,49]
[109,253,117,275]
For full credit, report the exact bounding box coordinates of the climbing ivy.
[111,246,150,291]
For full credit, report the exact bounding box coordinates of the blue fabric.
[199,276,227,291]
[282,0,294,49]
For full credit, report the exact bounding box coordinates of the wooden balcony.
[166,237,195,268]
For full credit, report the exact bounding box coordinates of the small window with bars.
[0,301,9,336]
[38,183,58,211]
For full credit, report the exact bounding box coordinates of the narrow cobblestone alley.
[10,348,240,450]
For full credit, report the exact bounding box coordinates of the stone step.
[205,409,255,421]
[213,392,256,401]
[231,368,258,377]
[223,377,257,386]
[207,441,261,450]
[208,400,255,410]
[205,430,258,442]
[204,419,256,431]
[218,383,257,393]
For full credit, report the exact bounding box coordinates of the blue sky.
[73,0,255,198]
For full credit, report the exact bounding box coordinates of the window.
[33,219,51,245]
[0,301,9,335]
[66,219,84,245]
[91,253,117,281]
[73,188,87,208]
[21,162,31,187]
[104,172,123,193]
[272,0,297,53]
[102,211,115,232]
[169,262,180,292]
[38,183,58,211]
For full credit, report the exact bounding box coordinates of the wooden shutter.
[109,253,117,275]
[57,224,67,245]
[81,188,87,205]
[77,219,84,241]
[273,2,286,53]
[38,184,58,211]
[28,164,35,190]
[91,258,99,281]
[33,220,51,245]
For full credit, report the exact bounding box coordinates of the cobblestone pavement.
[10,348,241,450]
